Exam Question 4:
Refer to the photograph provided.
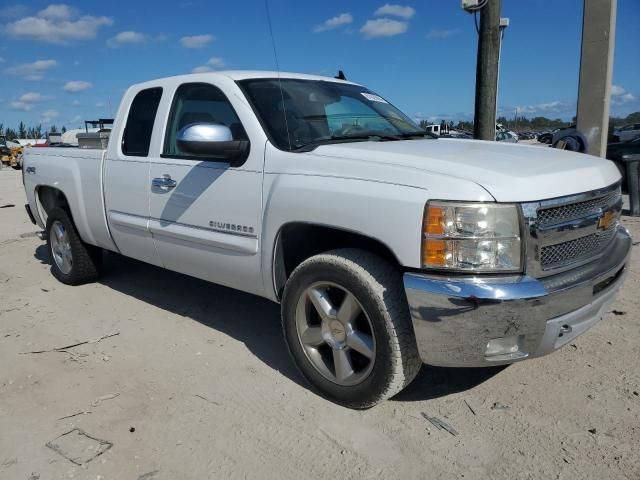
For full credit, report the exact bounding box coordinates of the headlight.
[422,201,522,272]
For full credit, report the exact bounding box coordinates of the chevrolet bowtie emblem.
[597,209,616,231]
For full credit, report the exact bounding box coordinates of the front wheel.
[281,249,421,408]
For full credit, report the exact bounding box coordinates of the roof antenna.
[335,70,347,81]
[264,0,292,151]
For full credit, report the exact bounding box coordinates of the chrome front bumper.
[404,225,632,367]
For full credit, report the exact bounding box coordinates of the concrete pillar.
[473,0,502,141]
[576,0,617,157]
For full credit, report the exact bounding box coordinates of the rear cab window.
[122,87,163,157]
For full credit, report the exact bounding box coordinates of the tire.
[281,248,421,409]
[46,207,102,285]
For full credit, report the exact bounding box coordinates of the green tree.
[18,121,27,139]
[5,128,17,140]
[50,125,58,134]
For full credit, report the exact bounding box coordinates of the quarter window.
[122,87,162,157]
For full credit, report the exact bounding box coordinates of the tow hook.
[559,324,573,337]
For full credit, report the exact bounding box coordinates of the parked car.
[538,130,557,144]
[496,131,518,142]
[22,71,631,408]
[613,123,640,143]
[607,136,640,191]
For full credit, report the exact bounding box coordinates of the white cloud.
[313,13,352,33]
[192,57,225,73]
[38,4,77,20]
[107,30,147,47]
[0,4,29,19]
[41,109,59,124]
[6,4,113,44]
[507,100,574,116]
[180,34,214,48]
[610,85,636,106]
[611,85,626,96]
[10,91,47,111]
[5,59,58,80]
[63,80,92,92]
[67,114,82,125]
[360,18,408,38]
[19,92,46,103]
[206,57,225,68]
[374,4,415,19]
[426,28,460,39]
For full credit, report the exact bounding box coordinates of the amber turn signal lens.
[424,205,444,235]
[422,239,446,266]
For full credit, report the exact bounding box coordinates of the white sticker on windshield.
[361,93,388,103]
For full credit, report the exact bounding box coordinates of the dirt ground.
[1,167,639,480]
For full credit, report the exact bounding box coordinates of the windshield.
[238,78,429,151]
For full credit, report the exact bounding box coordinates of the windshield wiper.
[293,130,437,152]
[293,134,401,152]
[395,131,437,139]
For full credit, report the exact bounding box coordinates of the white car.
[22,71,631,407]
[496,131,518,143]
[614,123,640,142]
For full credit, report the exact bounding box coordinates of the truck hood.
[312,138,621,202]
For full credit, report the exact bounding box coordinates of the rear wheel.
[282,248,421,408]
[46,207,102,285]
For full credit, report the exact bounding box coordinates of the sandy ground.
[0,167,639,480]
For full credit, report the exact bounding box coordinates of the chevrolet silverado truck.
[22,72,631,408]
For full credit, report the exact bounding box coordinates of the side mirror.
[176,123,249,166]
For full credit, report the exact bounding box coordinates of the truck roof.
[129,70,359,91]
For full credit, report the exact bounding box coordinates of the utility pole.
[473,0,502,140]
[576,0,617,157]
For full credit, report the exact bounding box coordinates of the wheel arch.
[271,221,402,301]
[35,185,73,226]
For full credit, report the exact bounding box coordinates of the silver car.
[614,123,640,142]
[496,131,518,143]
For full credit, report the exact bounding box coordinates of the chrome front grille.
[539,225,617,268]
[537,191,619,226]
[523,183,622,277]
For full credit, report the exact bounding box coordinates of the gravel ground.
[1,167,639,480]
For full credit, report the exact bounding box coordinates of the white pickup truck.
[22,71,631,408]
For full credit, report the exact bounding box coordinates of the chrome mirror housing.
[176,123,249,165]
[177,123,233,144]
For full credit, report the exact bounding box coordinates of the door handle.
[152,174,177,189]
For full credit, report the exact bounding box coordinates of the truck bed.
[22,147,117,252]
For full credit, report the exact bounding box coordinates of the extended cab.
[22,72,631,408]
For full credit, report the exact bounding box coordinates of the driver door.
[148,82,264,295]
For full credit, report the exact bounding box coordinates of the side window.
[122,87,162,157]
[163,82,247,157]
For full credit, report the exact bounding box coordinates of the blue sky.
[0,0,638,130]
